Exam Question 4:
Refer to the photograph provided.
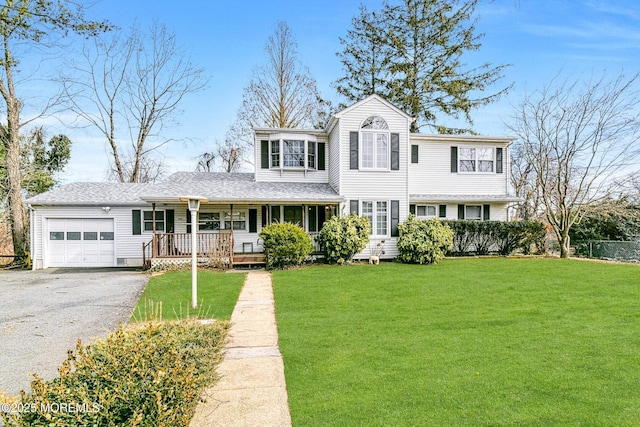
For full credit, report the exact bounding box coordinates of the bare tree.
[508,72,640,257]
[194,138,242,173]
[62,22,209,182]
[509,140,541,220]
[0,0,110,258]
[204,21,327,170]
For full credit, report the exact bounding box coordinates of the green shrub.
[1,320,228,427]
[260,222,313,269]
[397,215,453,264]
[442,220,546,256]
[316,214,370,264]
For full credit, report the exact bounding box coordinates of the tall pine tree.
[334,6,390,105]
[335,0,511,133]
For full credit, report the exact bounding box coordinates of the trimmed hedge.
[442,220,546,256]
[260,222,313,269]
[316,214,370,264]
[1,320,228,427]
[397,216,453,264]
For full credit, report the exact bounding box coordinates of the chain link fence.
[575,240,640,262]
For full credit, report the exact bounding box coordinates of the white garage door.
[47,218,115,267]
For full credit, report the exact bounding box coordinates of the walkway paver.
[190,271,292,427]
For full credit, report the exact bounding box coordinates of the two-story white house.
[26,95,519,269]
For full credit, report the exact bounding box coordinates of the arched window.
[361,116,389,169]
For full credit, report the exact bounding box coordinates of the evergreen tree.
[334,5,390,105]
[335,0,511,133]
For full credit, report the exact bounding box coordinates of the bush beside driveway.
[0,268,148,396]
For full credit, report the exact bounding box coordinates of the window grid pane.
[459,147,476,172]
[362,201,373,234]
[376,134,388,168]
[271,141,280,167]
[283,140,305,167]
[362,134,374,168]
[225,212,247,230]
[376,201,387,236]
[477,147,494,172]
[307,141,316,169]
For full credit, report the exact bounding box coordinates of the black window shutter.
[496,147,503,174]
[458,204,465,220]
[411,145,419,164]
[318,143,326,170]
[132,210,141,235]
[391,200,400,237]
[318,206,326,230]
[439,204,447,218]
[451,147,458,173]
[166,209,175,233]
[186,208,191,233]
[261,205,268,227]
[350,200,359,215]
[391,133,400,170]
[249,209,258,232]
[350,131,358,170]
[261,140,269,169]
[409,204,416,215]
[483,204,491,221]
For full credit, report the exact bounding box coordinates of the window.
[84,232,98,240]
[283,206,303,226]
[268,136,322,170]
[224,211,246,230]
[143,210,164,232]
[283,140,305,167]
[465,205,482,220]
[416,205,437,217]
[100,232,114,240]
[307,141,316,169]
[362,200,388,236]
[67,232,81,240]
[270,141,280,167]
[50,232,64,240]
[199,212,220,231]
[361,116,390,170]
[458,146,495,173]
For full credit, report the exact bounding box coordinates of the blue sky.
[50,0,640,182]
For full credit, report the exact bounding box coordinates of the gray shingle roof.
[27,172,343,206]
[26,182,150,206]
[142,172,343,203]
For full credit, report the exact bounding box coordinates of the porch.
[142,231,321,269]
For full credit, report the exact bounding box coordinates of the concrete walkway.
[190,271,292,427]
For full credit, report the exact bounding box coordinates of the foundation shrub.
[260,222,313,269]
[397,215,453,264]
[316,214,370,264]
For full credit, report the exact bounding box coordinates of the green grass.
[131,270,246,322]
[273,258,640,426]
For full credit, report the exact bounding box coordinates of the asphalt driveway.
[0,268,149,396]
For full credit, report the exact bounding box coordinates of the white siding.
[409,140,511,196]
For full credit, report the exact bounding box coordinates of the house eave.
[410,194,523,203]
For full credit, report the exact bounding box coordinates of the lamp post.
[181,196,208,309]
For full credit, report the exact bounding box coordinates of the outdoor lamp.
[180,196,208,309]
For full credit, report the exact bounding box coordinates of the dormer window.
[361,116,390,170]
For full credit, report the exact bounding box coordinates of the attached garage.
[46,218,115,267]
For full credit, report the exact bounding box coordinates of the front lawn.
[273,258,640,426]
[131,270,246,321]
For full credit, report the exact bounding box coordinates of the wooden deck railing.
[151,232,233,259]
